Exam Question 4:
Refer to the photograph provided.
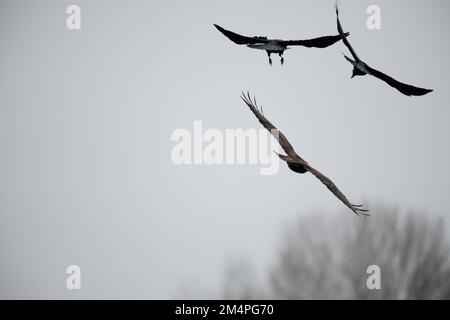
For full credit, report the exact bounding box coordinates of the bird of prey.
[335,5,433,96]
[241,91,369,217]
[214,24,349,65]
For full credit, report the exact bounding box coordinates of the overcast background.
[0,0,449,299]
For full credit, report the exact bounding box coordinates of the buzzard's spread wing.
[240,92,303,162]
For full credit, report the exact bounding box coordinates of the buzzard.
[241,91,368,216]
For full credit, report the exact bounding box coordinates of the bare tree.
[223,205,450,299]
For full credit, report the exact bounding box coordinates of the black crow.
[214,24,349,65]
[336,5,433,96]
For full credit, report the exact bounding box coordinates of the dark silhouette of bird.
[335,5,433,96]
[214,24,349,65]
[241,91,369,217]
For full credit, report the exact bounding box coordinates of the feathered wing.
[366,65,433,96]
[241,92,369,217]
[304,164,369,217]
[280,33,349,48]
[335,4,360,61]
[240,91,303,162]
[214,24,269,45]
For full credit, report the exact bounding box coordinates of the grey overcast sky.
[1,0,449,298]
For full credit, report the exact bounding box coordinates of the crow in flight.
[214,24,349,65]
[241,91,369,216]
[336,5,433,96]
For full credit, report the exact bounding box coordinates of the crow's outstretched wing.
[214,24,269,45]
[280,33,349,48]
[335,4,360,62]
[241,92,369,217]
[366,65,433,96]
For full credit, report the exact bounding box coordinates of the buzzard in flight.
[241,91,368,216]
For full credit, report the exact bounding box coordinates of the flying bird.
[335,5,433,96]
[241,91,369,217]
[214,24,349,65]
